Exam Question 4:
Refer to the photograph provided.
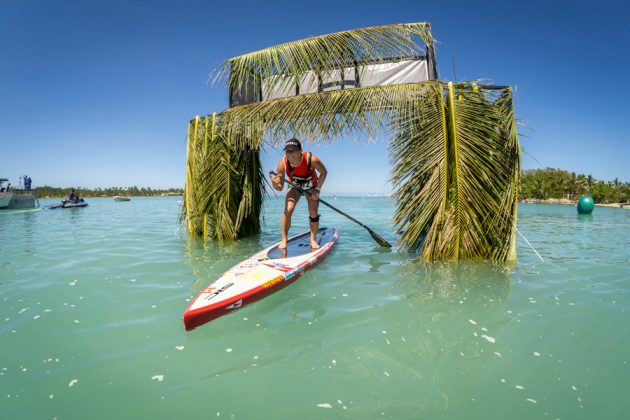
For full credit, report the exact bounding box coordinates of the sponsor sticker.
[261,275,284,289]
[233,264,256,276]
[204,282,234,301]
[226,299,243,309]
[263,263,293,273]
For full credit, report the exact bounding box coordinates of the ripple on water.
[1,199,630,419]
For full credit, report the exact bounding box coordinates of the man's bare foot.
[310,241,320,249]
[278,241,287,249]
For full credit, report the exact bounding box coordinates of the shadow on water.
[67,205,87,225]
[182,233,267,293]
[577,213,593,222]
[350,260,514,417]
[397,260,512,314]
[180,230,517,418]
[250,260,513,418]
[366,244,395,272]
[0,208,40,255]
[20,211,36,255]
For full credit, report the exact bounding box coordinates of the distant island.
[35,186,183,199]
[520,168,629,205]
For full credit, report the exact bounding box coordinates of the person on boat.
[269,138,328,249]
[68,189,77,203]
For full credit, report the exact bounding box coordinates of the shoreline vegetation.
[33,186,183,199]
[520,168,629,207]
[520,197,628,208]
[26,167,630,206]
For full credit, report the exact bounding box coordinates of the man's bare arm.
[270,160,286,191]
[312,155,327,190]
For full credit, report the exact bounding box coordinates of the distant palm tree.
[534,178,546,199]
[567,172,587,199]
[610,177,622,202]
[586,174,595,194]
[611,177,621,189]
[575,173,586,196]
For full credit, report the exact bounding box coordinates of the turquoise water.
[1,197,629,419]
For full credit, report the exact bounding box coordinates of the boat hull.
[0,190,38,210]
[63,202,88,208]
[0,192,13,209]
[45,201,88,209]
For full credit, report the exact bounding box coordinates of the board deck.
[183,227,338,331]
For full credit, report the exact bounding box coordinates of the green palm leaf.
[389,82,520,263]
[390,82,448,255]
[182,114,264,242]
[447,82,520,261]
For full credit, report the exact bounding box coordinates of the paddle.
[269,171,392,248]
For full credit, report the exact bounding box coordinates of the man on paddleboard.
[269,138,328,249]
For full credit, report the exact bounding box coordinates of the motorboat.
[0,177,39,209]
[113,195,131,202]
[0,178,13,209]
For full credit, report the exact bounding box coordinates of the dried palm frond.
[182,114,264,242]
[214,23,434,102]
[221,81,437,149]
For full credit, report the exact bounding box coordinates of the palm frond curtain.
[391,83,519,262]
[183,23,520,264]
[183,114,264,242]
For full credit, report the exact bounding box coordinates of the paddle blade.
[368,229,392,247]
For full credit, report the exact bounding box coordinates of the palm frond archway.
[183,22,520,264]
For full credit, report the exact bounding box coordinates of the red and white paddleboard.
[183,227,338,331]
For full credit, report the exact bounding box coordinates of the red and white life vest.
[284,152,318,190]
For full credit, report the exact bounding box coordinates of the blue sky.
[1,0,628,193]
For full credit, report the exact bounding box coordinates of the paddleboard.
[183,227,338,331]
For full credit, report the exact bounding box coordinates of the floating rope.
[516,228,544,263]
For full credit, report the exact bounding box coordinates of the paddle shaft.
[270,171,391,247]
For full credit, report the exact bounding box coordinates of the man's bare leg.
[307,193,320,249]
[280,189,301,248]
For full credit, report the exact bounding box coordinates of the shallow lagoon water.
[1,197,629,419]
